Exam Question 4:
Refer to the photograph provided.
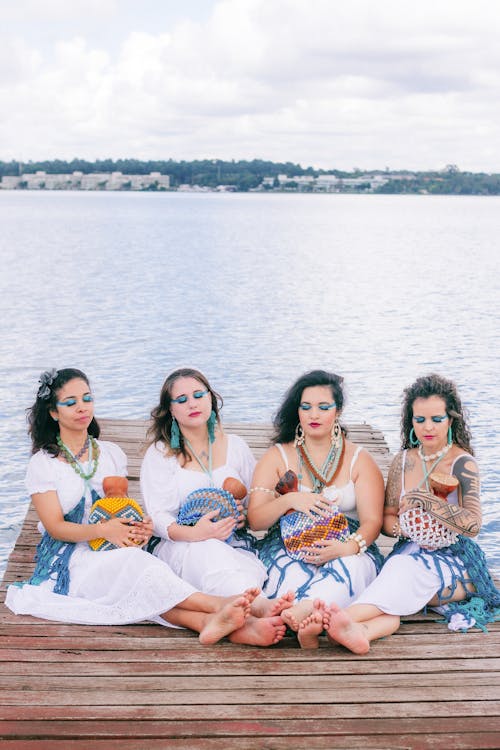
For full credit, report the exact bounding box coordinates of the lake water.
[0,190,498,579]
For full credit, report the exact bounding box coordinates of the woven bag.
[177,487,240,540]
[399,507,458,550]
[88,495,144,551]
[280,506,349,561]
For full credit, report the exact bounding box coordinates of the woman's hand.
[235,501,246,529]
[286,491,334,519]
[127,516,154,547]
[192,511,236,541]
[98,517,139,548]
[302,538,349,564]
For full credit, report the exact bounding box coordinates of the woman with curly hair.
[320,373,500,654]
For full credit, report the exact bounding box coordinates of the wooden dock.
[1,421,499,749]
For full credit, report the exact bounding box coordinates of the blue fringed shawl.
[256,517,384,600]
[390,536,500,631]
[21,489,99,596]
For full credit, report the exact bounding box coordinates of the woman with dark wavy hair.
[247,369,385,648]
[141,367,292,647]
[5,368,284,646]
[322,373,500,654]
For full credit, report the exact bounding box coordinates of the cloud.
[1,0,500,169]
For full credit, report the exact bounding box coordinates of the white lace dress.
[141,434,268,597]
[258,445,381,606]
[5,441,197,625]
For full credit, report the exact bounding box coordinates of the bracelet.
[347,532,367,555]
[249,487,277,496]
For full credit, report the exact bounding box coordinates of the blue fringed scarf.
[256,517,384,600]
[390,535,500,631]
[24,489,98,595]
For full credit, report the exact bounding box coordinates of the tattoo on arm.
[400,456,481,536]
[385,452,403,508]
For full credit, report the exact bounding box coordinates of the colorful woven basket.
[280,506,349,561]
[88,495,144,551]
[177,487,240,540]
[399,508,458,550]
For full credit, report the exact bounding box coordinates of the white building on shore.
[0,171,170,191]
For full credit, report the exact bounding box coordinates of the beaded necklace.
[297,434,345,493]
[56,435,99,480]
[184,436,213,485]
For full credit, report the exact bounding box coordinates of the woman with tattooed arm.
[319,373,500,654]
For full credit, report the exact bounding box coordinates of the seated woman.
[247,369,385,647]
[321,373,500,654]
[5,368,286,647]
[140,367,292,645]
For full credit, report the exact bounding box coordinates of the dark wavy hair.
[28,368,100,456]
[401,373,473,454]
[272,370,346,444]
[147,368,223,462]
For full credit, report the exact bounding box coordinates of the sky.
[1,0,500,172]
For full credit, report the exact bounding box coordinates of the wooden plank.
[0,738,499,750]
[1,701,499,721]
[0,716,499,739]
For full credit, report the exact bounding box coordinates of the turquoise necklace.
[417,451,447,492]
[184,436,213,485]
[56,434,99,481]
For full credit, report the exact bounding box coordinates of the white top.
[276,443,362,519]
[26,440,127,524]
[141,433,256,538]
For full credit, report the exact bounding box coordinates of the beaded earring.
[448,425,453,445]
[170,417,181,449]
[207,410,217,444]
[294,424,305,447]
[330,419,342,448]
[409,428,420,447]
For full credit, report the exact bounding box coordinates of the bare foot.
[281,599,315,631]
[250,591,295,618]
[297,609,324,649]
[229,615,287,646]
[199,596,250,645]
[325,605,370,655]
[242,587,261,607]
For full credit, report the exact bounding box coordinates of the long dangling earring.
[330,418,342,448]
[294,424,305,447]
[207,410,217,444]
[409,428,420,447]
[170,417,181,449]
[447,425,453,445]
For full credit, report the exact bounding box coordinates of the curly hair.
[147,368,223,462]
[28,368,100,456]
[401,373,473,454]
[272,369,346,445]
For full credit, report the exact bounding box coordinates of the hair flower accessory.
[37,368,58,400]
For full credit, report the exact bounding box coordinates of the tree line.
[1,158,500,194]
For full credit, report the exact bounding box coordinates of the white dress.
[258,445,381,607]
[354,451,476,615]
[5,440,197,625]
[141,434,268,597]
